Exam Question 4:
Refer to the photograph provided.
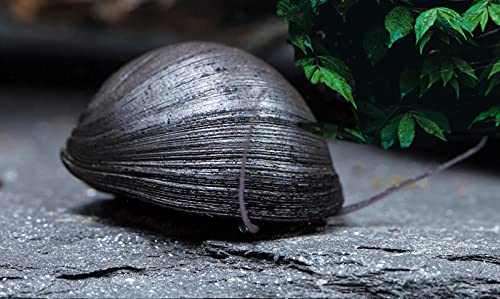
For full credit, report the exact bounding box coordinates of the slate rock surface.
[0,88,499,298]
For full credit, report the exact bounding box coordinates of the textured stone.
[0,88,499,298]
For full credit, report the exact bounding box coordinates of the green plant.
[277,0,500,148]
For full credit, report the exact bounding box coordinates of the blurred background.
[0,0,297,89]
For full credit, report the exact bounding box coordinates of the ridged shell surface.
[61,42,344,222]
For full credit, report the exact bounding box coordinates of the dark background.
[0,0,295,88]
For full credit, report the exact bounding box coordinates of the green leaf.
[413,114,447,141]
[385,6,415,48]
[400,68,419,98]
[450,78,460,98]
[470,106,500,127]
[418,56,442,97]
[413,109,451,132]
[479,64,491,81]
[427,70,441,89]
[480,9,489,31]
[463,0,489,32]
[296,55,356,106]
[489,58,500,79]
[289,35,312,55]
[303,65,356,108]
[489,4,500,26]
[363,26,389,66]
[451,57,478,80]
[310,0,328,11]
[318,55,355,86]
[398,113,416,148]
[435,7,471,40]
[415,9,438,43]
[303,36,313,51]
[440,61,455,87]
[302,64,318,79]
[416,7,471,50]
[343,127,367,142]
[418,30,433,54]
[419,78,432,98]
[276,0,300,17]
[277,0,303,25]
[380,114,403,149]
[486,74,500,96]
[296,55,356,105]
[295,57,315,68]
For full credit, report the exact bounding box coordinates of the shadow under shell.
[72,197,330,241]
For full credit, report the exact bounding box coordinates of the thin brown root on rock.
[337,136,488,216]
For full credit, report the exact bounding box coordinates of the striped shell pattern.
[61,42,344,223]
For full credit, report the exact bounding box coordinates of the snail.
[61,42,487,234]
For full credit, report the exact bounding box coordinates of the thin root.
[337,136,488,216]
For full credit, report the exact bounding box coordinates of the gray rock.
[0,88,499,298]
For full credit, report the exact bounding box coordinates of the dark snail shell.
[61,42,344,223]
